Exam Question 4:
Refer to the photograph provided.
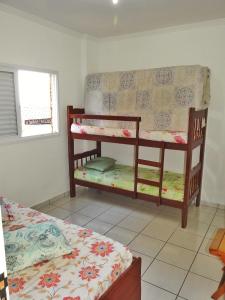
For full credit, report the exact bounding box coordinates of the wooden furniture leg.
[196,109,208,207]
[211,267,225,300]
[209,229,225,300]
[67,106,76,197]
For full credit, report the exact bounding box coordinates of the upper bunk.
[68,65,210,150]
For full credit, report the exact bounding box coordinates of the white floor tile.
[199,237,214,257]
[142,220,177,241]
[47,207,71,220]
[188,210,214,224]
[105,226,137,245]
[190,253,223,282]
[119,215,150,233]
[129,234,164,257]
[142,281,176,300]
[216,209,225,217]
[130,207,157,221]
[178,220,209,236]
[179,272,219,300]
[35,203,56,213]
[97,211,126,225]
[65,213,92,226]
[206,225,220,239]
[78,204,108,218]
[85,219,114,234]
[169,230,203,251]
[58,199,89,212]
[211,215,225,227]
[132,251,153,275]
[108,205,133,216]
[153,215,179,229]
[157,243,196,270]
[143,260,187,294]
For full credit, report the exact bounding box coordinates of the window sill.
[0,132,60,146]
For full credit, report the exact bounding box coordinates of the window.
[0,66,59,140]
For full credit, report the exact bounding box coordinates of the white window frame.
[0,64,60,144]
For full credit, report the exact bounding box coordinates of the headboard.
[84,65,210,132]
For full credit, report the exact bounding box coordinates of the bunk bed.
[67,65,210,228]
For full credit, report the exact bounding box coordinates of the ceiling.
[1,0,225,38]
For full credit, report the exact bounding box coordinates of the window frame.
[0,64,60,144]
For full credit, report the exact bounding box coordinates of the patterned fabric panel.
[85,65,210,132]
[71,123,188,144]
[3,199,132,300]
[75,164,184,202]
[4,222,72,274]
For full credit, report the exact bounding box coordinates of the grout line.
[140,221,179,278]
[142,279,177,297]
[175,205,218,298]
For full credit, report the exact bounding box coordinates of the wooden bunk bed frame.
[67,105,208,228]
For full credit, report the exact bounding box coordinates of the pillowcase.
[4,221,72,274]
[85,157,116,172]
[0,197,15,224]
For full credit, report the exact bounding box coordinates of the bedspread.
[71,123,188,144]
[2,198,132,300]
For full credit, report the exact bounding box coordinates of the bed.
[67,65,210,228]
[75,164,184,202]
[2,198,141,300]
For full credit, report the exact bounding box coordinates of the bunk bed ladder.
[137,145,165,205]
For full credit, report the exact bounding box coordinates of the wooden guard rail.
[189,162,202,202]
[189,108,208,146]
[74,149,98,168]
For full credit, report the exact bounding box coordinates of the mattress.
[75,164,184,202]
[71,123,188,144]
[3,199,132,300]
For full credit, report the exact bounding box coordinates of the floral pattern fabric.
[71,123,188,144]
[75,164,184,202]
[3,199,132,300]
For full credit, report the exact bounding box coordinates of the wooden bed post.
[67,106,76,197]
[134,119,140,199]
[196,108,208,207]
[182,108,195,228]
[97,141,102,157]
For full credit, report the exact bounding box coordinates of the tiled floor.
[34,188,225,300]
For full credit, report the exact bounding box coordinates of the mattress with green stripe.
[74,164,184,202]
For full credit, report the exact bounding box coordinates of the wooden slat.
[190,162,202,178]
[74,178,135,198]
[138,159,161,168]
[70,113,141,122]
[72,133,138,145]
[74,149,98,160]
[137,178,160,187]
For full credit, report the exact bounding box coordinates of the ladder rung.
[138,159,161,168]
[137,178,160,187]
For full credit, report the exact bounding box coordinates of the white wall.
[87,21,225,205]
[0,8,84,207]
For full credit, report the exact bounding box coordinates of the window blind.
[0,71,18,136]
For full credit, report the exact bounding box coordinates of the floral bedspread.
[75,164,184,202]
[3,199,132,300]
[71,123,187,144]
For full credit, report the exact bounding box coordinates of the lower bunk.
[75,164,184,202]
[73,161,192,228]
[2,198,141,300]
